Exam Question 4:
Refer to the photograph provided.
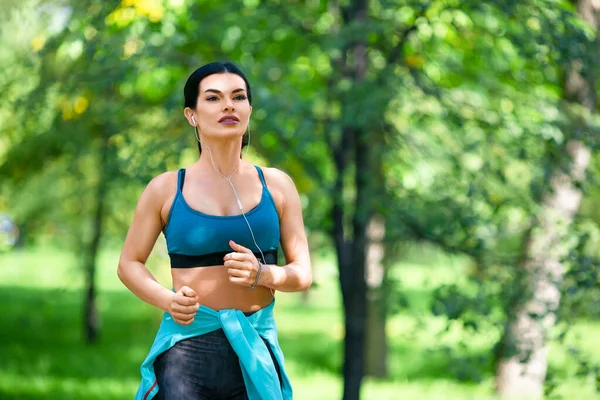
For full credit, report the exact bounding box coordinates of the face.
[186,73,252,141]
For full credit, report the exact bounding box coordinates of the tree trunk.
[334,123,365,400]
[337,1,370,399]
[365,214,388,377]
[83,136,109,343]
[495,1,597,397]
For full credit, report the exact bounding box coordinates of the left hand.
[224,240,260,287]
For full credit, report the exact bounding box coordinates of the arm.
[117,173,199,324]
[225,168,313,292]
[261,169,312,292]
[224,167,313,292]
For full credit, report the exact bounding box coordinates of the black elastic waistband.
[169,249,278,268]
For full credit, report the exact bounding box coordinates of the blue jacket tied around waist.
[136,300,292,400]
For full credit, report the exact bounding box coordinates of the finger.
[172,308,195,321]
[227,266,251,279]
[174,294,198,306]
[224,259,252,270]
[176,287,199,305]
[175,296,196,306]
[229,240,252,254]
[179,286,197,299]
[172,301,199,313]
[224,252,250,262]
[175,316,195,325]
[173,311,196,322]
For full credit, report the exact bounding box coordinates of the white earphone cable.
[194,120,273,297]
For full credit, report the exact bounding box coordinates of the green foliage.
[2,0,593,252]
[377,10,600,391]
[2,245,600,399]
[2,0,600,394]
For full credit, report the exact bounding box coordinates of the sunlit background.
[1,0,600,399]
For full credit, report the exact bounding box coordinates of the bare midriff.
[171,266,274,313]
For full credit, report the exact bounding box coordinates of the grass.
[0,245,598,399]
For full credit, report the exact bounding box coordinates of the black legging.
[153,329,282,400]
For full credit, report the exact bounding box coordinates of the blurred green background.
[1,0,600,399]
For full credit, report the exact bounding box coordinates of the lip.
[218,115,240,123]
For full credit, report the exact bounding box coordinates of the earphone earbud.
[192,115,196,125]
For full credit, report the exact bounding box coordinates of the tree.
[495,0,598,397]
[4,1,598,397]
[0,0,189,342]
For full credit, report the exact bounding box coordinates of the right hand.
[168,286,200,325]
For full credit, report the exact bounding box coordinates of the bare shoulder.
[147,170,178,195]
[259,166,297,193]
[140,170,179,209]
[259,166,299,217]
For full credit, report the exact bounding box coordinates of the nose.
[224,97,235,111]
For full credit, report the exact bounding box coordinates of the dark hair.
[184,61,251,154]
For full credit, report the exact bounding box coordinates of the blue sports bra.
[163,166,280,268]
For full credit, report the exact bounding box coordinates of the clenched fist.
[168,286,199,325]
[224,240,261,288]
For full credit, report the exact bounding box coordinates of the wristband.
[250,260,263,290]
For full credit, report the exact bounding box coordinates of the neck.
[197,138,244,178]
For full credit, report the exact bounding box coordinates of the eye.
[234,94,247,101]
[206,96,219,101]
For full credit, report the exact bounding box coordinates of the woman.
[118,61,312,400]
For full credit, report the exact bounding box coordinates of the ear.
[183,107,196,127]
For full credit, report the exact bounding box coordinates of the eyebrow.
[204,88,246,94]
